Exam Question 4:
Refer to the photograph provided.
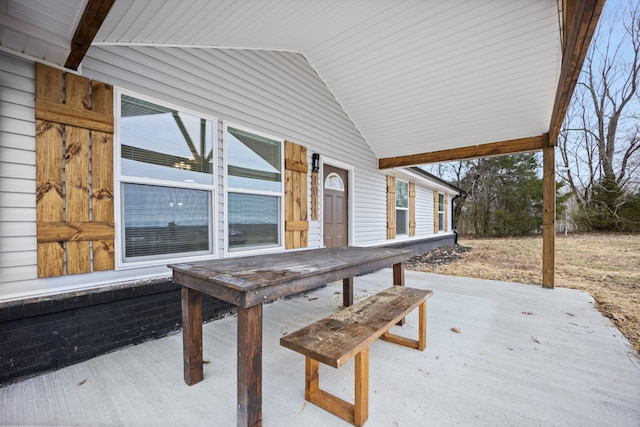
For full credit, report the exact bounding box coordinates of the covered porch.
[3,269,638,426]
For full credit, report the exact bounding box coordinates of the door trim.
[320,156,354,247]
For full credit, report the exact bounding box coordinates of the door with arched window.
[323,164,349,247]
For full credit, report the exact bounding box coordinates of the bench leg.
[304,349,369,427]
[380,300,427,351]
[354,348,369,426]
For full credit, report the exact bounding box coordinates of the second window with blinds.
[225,125,283,253]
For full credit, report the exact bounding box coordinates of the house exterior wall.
[0,48,458,383]
[0,47,457,301]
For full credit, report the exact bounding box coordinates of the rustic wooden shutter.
[284,141,308,249]
[386,175,396,239]
[409,182,416,236]
[35,63,114,277]
[433,190,439,233]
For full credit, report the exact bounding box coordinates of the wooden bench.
[280,286,433,426]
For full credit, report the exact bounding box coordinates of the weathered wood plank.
[35,98,114,132]
[285,220,309,231]
[284,159,308,173]
[354,348,369,427]
[181,287,203,385]
[65,73,91,275]
[386,175,396,239]
[284,140,308,249]
[36,119,64,277]
[409,182,416,236]
[169,247,412,308]
[36,221,114,242]
[35,64,65,277]
[65,0,116,70]
[378,135,545,168]
[237,304,262,426]
[280,286,432,368]
[90,80,115,271]
[543,143,555,288]
[343,277,354,307]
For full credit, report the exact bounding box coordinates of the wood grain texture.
[37,222,114,242]
[34,64,115,277]
[542,144,555,288]
[65,0,116,70]
[280,286,432,368]
[287,287,431,426]
[35,99,114,133]
[378,135,545,168]
[65,73,91,274]
[170,247,412,308]
[386,175,395,239]
[90,80,115,271]
[548,0,605,144]
[409,182,416,236]
[181,287,203,385]
[237,304,262,427]
[284,141,308,249]
[35,64,65,277]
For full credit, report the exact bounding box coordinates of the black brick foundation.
[0,280,233,385]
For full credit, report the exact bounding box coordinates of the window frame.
[223,122,285,256]
[438,192,445,232]
[395,179,409,236]
[114,89,218,269]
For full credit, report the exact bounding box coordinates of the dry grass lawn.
[406,234,640,353]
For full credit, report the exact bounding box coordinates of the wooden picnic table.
[169,246,412,427]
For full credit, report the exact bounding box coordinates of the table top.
[169,246,411,308]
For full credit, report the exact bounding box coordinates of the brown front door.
[323,165,349,247]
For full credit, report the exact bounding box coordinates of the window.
[226,125,283,252]
[118,93,215,263]
[438,193,445,232]
[324,173,344,191]
[396,180,409,235]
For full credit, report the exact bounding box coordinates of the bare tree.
[559,0,640,220]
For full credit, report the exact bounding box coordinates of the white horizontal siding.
[0,251,36,268]
[0,146,35,165]
[0,53,38,289]
[415,185,435,238]
[0,220,35,237]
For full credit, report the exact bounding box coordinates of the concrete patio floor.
[1,269,639,426]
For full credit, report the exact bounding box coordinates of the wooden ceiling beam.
[548,0,605,145]
[378,135,545,169]
[64,0,115,70]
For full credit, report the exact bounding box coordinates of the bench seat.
[280,285,433,426]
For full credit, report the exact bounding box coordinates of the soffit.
[0,0,561,160]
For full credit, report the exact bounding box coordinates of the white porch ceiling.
[0,0,562,161]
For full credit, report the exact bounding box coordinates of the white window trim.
[114,88,218,270]
[396,179,409,236]
[438,192,445,232]
[222,121,285,256]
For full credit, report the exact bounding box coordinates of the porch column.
[542,136,555,288]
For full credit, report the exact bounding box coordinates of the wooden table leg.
[393,262,406,325]
[181,287,203,385]
[393,262,405,286]
[343,277,354,307]
[237,304,263,427]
